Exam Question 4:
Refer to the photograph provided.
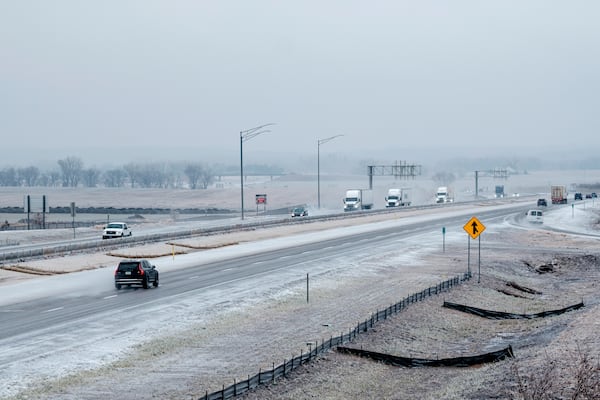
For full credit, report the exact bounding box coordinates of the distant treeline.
[0,206,235,215]
[0,156,284,189]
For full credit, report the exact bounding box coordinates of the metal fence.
[0,220,102,231]
[200,273,471,400]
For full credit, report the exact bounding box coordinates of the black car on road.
[291,206,308,217]
[537,198,547,207]
[114,259,159,289]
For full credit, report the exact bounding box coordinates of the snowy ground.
[0,175,599,399]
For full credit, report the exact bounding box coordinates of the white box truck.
[385,188,411,207]
[343,189,374,211]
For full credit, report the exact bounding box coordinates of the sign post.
[24,194,48,230]
[255,194,267,215]
[442,226,446,252]
[463,216,486,283]
[70,202,76,238]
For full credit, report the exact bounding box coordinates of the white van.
[526,209,543,224]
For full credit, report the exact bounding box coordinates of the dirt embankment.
[238,229,600,400]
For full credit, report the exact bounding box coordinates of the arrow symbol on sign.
[471,221,479,235]
[464,216,485,239]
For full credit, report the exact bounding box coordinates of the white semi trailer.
[343,189,374,211]
[385,188,411,207]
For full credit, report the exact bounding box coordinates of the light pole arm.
[242,129,271,142]
[318,134,344,146]
[317,134,344,209]
[240,123,275,220]
[241,123,276,141]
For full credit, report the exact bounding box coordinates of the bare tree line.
[0,156,216,189]
[0,157,285,189]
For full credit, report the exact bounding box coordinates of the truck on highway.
[385,188,411,207]
[495,185,505,198]
[343,189,374,211]
[551,185,568,204]
[435,186,453,203]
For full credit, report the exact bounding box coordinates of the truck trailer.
[385,188,411,207]
[551,185,568,204]
[343,189,374,211]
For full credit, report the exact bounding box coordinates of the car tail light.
[138,264,144,275]
[114,268,118,276]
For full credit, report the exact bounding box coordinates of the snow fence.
[199,272,471,400]
[443,301,585,319]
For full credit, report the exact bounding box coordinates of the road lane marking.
[103,295,118,299]
[42,307,64,313]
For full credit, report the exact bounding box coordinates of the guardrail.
[0,197,530,263]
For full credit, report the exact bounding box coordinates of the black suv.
[114,259,159,289]
[537,198,547,207]
[291,206,308,217]
[574,192,583,201]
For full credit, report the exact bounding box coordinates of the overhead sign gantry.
[367,161,422,189]
[474,169,509,198]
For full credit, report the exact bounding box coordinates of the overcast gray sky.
[2,1,599,167]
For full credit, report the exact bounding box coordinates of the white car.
[526,209,543,224]
[102,222,132,239]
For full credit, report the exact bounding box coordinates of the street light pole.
[240,123,275,220]
[317,135,343,209]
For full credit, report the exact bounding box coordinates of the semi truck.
[343,189,374,211]
[495,185,505,198]
[551,185,568,204]
[385,188,411,207]
[436,186,453,203]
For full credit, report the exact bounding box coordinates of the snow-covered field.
[1,168,598,218]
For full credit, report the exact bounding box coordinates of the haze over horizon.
[2,2,599,169]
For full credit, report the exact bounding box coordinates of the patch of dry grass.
[0,264,101,275]
[106,249,187,258]
[166,241,239,249]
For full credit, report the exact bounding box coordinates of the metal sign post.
[467,234,471,277]
[24,194,48,230]
[463,216,486,282]
[255,194,267,215]
[306,273,309,304]
[70,202,76,238]
[478,235,482,283]
[442,226,446,252]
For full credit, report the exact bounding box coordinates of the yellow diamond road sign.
[463,216,485,239]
